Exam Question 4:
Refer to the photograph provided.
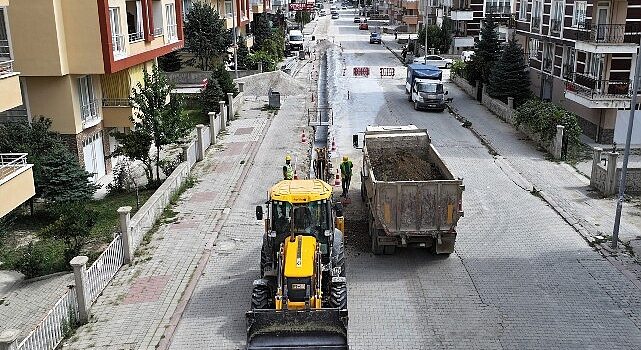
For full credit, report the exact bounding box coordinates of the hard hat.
[285,155,292,161]
[342,156,348,161]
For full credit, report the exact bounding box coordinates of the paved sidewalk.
[446,83,641,281]
[61,97,276,349]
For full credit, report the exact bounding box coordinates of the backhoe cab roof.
[270,179,333,203]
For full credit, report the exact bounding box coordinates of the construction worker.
[340,156,353,197]
[283,155,294,180]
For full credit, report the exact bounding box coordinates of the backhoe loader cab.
[248,179,348,349]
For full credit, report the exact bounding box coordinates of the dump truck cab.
[248,179,348,349]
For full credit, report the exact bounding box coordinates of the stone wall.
[450,74,476,97]
[590,148,641,195]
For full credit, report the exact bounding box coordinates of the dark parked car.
[353,16,360,23]
[369,32,381,44]
[359,22,368,30]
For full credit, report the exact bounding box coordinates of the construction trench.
[309,40,335,182]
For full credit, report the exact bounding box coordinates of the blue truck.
[405,63,442,96]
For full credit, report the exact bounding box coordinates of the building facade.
[514,0,640,143]
[5,0,184,183]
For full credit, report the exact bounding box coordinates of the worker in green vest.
[340,156,353,197]
[283,155,294,180]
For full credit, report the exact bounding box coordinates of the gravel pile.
[237,71,308,97]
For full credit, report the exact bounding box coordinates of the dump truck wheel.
[360,183,366,202]
[260,236,274,277]
[332,232,346,277]
[370,228,384,255]
[383,244,396,255]
[329,281,347,309]
[251,283,272,309]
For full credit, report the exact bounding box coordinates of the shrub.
[158,156,182,177]
[15,241,68,279]
[248,51,278,72]
[107,160,138,194]
[451,60,466,78]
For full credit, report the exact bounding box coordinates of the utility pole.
[233,0,239,79]
[424,0,430,63]
[612,40,641,248]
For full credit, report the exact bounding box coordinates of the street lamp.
[424,0,430,64]
[612,40,641,248]
[232,0,239,79]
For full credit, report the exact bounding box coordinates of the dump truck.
[356,125,464,255]
[247,179,348,349]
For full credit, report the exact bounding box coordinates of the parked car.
[341,5,347,9]
[331,12,339,19]
[369,32,381,44]
[320,9,326,16]
[353,16,361,23]
[461,50,474,62]
[359,22,369,30]
[412,55,453,68]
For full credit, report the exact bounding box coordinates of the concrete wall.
[25,75,81,134]
[0,166,35,218]
[0,73,22,112]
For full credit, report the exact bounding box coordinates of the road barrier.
[380,67,395,77]
[353,67,370,77]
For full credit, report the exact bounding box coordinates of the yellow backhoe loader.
[247,179,348,349]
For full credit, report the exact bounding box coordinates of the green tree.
[114,65,189,184]
[438,18,453,54]
[213,64,238,96]
[158,50,182,72]
[183,2,232,70]
[112,128,154,183]
[237,36,250,69]
[0,118,97,204]
[39,203,97,264]
[295,11,311,27]
[417,25,441,55]
[199,77,225,115]
[487,36,530,106]
[252,14,272,52]
[468,16,501,83]
[248,51,277,71]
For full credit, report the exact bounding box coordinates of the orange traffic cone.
[301,131,307,143]
[334,169,341,187]
[331,138,337,152]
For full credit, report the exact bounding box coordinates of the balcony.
[531,17,541,31]
[112,34,127,59]
[0,153,35,218]
[0,60,22,113]
[565,73,632,109]
[453,36,475,47]
[485,4,512,15]
[450,9,473,21]
[575,23,640,54]
[403,15,419,25]
[403,1,419,10]
[128,32,144,43]
[80,99,101,129]
[562,64,574,80]
[102,99,134,128]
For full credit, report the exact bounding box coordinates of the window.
[563,47,575,79]
[543,43,554,71]
[532,0,542,28]
[78,76,98,126]
[109,7,126,56]
[528,38,539,59]
[0,8,11,59]
[165,3,178,42]
[551,1,563,33]
[587,53,603,78]
[519,0,528,20]
[572,1,587,28]
[225,0,233,17]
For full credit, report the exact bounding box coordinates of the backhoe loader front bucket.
[246,309,348,350]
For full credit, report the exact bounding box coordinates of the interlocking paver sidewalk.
[447,84,641,280]
[61,97,275,350]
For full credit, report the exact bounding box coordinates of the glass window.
[519,0,528,20]
[271,201,330,236]
[417,83,444,93]
[528,38,539,59]
[573,1,586,27]
[225,0,233,17]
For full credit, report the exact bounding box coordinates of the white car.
[461,50,474,62]
[412,55,453,69]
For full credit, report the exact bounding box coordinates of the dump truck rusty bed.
[246,309,348,349]
[359,125,464,254]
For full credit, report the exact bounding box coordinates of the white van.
[411,78,448,112]
[287,30,304,52]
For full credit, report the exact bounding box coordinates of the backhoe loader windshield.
[272,200,330,236]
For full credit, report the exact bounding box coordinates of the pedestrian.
[394,29,398,40]
[340,155,353,197]
[283,155,294,180]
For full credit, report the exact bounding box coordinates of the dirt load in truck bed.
[369,148,444,181]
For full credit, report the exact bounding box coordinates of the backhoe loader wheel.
[332,232,346,277]
[329,281,347,310]
[251,283,272,310]
[260,236,274,277]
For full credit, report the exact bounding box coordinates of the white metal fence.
[17,288,78,350]
[85,234,124,303]
[202,126,211,152]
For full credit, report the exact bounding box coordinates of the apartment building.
[0,0,35,217]
[4,0,184,183]
[514,0,641,144]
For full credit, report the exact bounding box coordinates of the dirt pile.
[237,71,308,97]
[369,148,444,181]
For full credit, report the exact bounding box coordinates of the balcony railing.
[128,32,144,43]
[166,24,178,41]
[0,60,14,76]
[0,153,29,181]
[102,98,131,107]
[565,73,631,99]
[562,64,574,80]
[112,34,126,56]
[575,23,640,44]
[154,27,164,36]
[486,4,511,14]
[80,99,101,128]
[550,19,562,33]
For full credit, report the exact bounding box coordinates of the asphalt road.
[168,9,641,350]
